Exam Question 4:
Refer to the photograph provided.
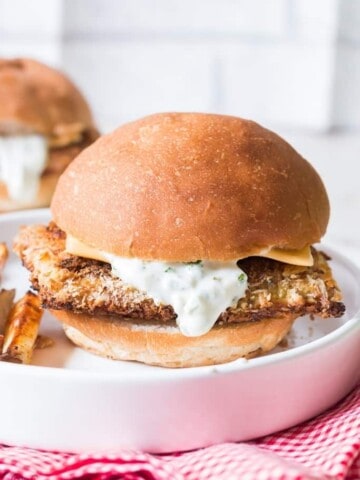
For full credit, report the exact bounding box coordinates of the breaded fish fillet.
[14,223,345,325]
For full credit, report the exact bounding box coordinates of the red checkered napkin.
[0,385,359,480]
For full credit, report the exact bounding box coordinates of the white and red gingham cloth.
[0,385,359,480]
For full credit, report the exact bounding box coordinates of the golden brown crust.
[53,310,297,367]
[14,223,344,324]
[0,128,99,212]
[0,58,96,144]
[51,112,330,261]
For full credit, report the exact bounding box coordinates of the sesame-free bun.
[51,309,296,368]
[51,112,329,261]
[0,58,95,145]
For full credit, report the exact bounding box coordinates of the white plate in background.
[0,209,359,453]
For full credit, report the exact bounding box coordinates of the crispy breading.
[14,223,345,324]
[14,223,174,322]
[232,252,344,321]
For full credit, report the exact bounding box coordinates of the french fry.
[0,243,8,275]
[1,291,43,364]
[0,352,21,363]
[0,289,15,333]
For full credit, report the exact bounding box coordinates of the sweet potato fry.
[1,291,43,364]
[0,243,8,275]
[0,289,15,333]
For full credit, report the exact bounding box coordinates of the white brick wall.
[0,0,360,132]
[291,0,339,42]
[338,0,360,42]
[222,43,334,130]
[0,0,61,37]
[62,42,215,127]
[0,0,62,65]
[63,0,287,37]
[332,46,360,129]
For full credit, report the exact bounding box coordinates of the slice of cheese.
[66,234,108,263]
[257,245,313,266]
[65,235,314,267]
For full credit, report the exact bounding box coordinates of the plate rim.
[1,208,359,384]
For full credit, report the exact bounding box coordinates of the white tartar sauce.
[0,135,48,202]
[104,254,248,337]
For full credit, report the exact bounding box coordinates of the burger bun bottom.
[51,310,296,368]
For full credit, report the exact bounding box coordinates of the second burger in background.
[0,58,99,211]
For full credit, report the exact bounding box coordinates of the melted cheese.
[66,235,108,262]
[0,135,48,202]
[65,235,314,267]
[257,245,313,266]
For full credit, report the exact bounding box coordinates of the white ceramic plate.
[0,209,359,453]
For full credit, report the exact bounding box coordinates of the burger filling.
[0,134,48,202]
[14,223,345,338]
[104,255,248,336]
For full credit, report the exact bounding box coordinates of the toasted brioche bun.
[0,58,95,145]
[51,309,296,368]
[52,112,329,261]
